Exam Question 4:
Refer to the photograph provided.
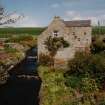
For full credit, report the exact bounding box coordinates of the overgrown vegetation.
[0,33,37,84]
[38,66,72,105]
[91,36,105,54]
[39,52,105,105]
[64,52,105,104]
[39,34,105,105]
[44,36,69,68]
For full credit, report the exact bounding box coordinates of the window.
[53,30,59,36]
[73,32,75,35]
[84,32,86,35]
[74,35,77,39]
[78,38,80,41]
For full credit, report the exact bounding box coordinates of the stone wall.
[38,17,92,66]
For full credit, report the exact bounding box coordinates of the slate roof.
[63,20,91,27]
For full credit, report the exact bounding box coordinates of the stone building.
[38,16,92,67]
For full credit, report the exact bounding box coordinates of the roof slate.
[63,20,91,27]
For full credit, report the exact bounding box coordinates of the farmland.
[92,26,105,35]
[0,26,105,37]
[0,27,46,36]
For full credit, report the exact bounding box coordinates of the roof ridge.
[63,20,91,27]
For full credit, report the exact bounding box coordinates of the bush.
[65,76,81,89]
[66,52,91,76]
[66,52,105,80]
[64,52,105,105]
[80,77,98,93]
[65,75,98,93]
[65,52,105,93]
[91,39,105,54]
[99,100,105,105]
[44,36,69,68]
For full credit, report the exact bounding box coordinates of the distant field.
[0,26,105,37]
[0,27,46,35]
[92,26,105,35]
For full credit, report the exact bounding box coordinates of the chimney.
[54,16,61,20]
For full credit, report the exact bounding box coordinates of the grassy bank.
[38,63,105,105]
[38,66,73,105]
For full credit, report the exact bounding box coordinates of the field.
[0,26,105,37]
[0,27,46,36]
[92,26,105,35]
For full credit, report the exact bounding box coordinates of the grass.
[92,26,105,35]
[0,26,105,37]
[38,66,73,105]
[38,63,105,105]
[0,27,46,36]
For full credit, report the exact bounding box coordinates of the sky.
[1,0,105,27]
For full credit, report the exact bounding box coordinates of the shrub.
[65,76,81,89]
[91,36,105,54]
[80,77,99,93]
[66,52,105,80]
[65,52,105,93]
[99,100,105,105]
[66,52,91,76]
[44,36,69,68]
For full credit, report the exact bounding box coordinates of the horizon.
[1,0,105,27]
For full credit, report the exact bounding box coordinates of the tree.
[0,5,24,25]
[44,36,69,68]
[0,5,24,84]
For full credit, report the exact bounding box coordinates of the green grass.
[0,26,105,37]
[0,27,46,36]
[38,66,73,105]
[92,26,105,35]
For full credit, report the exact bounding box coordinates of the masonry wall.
[38,17,92,67]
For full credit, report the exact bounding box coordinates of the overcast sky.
[1,0,105,27]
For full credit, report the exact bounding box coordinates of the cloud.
[1,15,39,27]
[16,16,39,27]
[66,11,78,18]
[51,3,60,8]
[9,12,22,19]
[65,10,105,26]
